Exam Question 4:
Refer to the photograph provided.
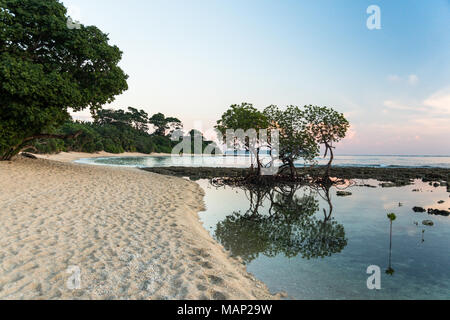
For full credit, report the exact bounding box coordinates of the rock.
[412,206,426,213]
[357,184,377,188]
[437,200,445,204]
[380,182,396,188]
[21,152,37,159]
[336,191,352,197]
[433,183,440,188]
[427,208,450,217]
[412,189,420,192]
[439,181,447,187]
[422,220,434,226]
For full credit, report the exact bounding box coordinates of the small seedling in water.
[387,213,396,222]
[386,213,396,276]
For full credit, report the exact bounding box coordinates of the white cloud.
[408,74,419,86]
[423,87,450,114]
[387,74,400,82]
[386,74,419,86]
[383,86,450,117]
[383,100,425,112]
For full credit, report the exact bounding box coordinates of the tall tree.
[149,113,182,136]
[95,107,149,133]
[303,105,349,178]
[216,103,270,175]
[264,105,319,178]
[0,0,128,160]
[127,107,149,133]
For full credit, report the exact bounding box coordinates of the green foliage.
[28,108,219,156]
[216,103,270,173]
[216,103,349,176]
[387,213,397,222]
[303,105,350,176]
[0,0,128,160]
[149,113,182,136]
[264,105,320,175]
[303,105,350,152]
[215,103,269,135]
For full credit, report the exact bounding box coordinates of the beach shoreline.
[0,157,278,300]
[33,151,172,163]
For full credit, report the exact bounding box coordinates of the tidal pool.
[197,179,450,300]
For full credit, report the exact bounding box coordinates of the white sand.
[0,157,278,300]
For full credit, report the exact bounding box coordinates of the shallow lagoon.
[197,179,450,300]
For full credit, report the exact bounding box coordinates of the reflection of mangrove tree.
[214,184,347,264]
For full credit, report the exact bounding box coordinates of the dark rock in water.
[380,182,396,188]
[412,189,420,192]
[422,220,434,226]
[438,200,445,204]
[433,183,440,188]
[336,191,352,197]
[357,184,377,188]
[412,206,426,213]
[427,208,450,217]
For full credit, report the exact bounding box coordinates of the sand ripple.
[0,158,275,300]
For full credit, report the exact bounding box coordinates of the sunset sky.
[64,0,450,155]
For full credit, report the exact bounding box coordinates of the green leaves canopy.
[0,0,128,159]
[264,105,319,168]
[303,105,350,150]
[215,103,269,135]
[149,113,182,136]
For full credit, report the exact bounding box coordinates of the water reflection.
[214,183,348,264]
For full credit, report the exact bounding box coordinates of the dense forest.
[29,107,217,155]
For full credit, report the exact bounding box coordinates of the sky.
[63,0,450,155]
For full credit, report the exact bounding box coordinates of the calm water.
[197,180,450,300]
[75,155,450,169]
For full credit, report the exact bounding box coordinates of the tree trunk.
[0,131,82,161]
[289,159,295,179]
[256,147,261,176]
[324,143,334,179]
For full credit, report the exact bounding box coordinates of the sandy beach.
[0,156,276,300]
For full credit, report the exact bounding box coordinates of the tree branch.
[21,130,83,143]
